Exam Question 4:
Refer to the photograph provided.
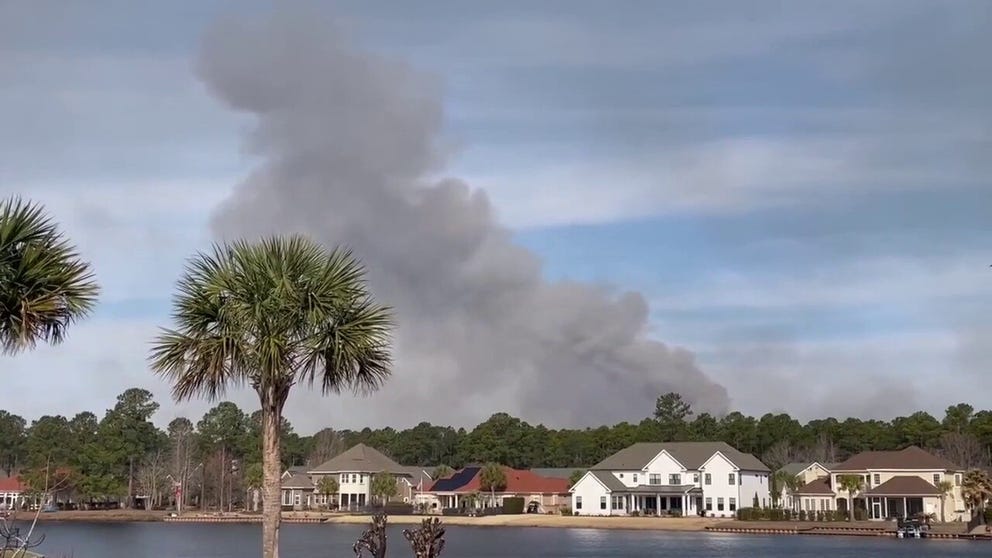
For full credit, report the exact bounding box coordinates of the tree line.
[2,391,990,510]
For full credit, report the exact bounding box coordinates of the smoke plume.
[200,6,729,427]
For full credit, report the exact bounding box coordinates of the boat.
[896,517,928,539]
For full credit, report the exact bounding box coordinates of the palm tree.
[149,236,392,558]
[770,471,790,508]
[837,475,864,523]
[784,475,801,512]
[316,476,338,509]
[937,479,954,523]
[0,197,98,355]
[479,463,507,509]
[431,465,453,480]
[961,469,992,525]
[244,462,263,512]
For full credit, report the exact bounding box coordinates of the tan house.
[306,444,431,510]
[791,446,966,521]
[779,461,839,511]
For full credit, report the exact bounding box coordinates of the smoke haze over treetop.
[200,6,730,427]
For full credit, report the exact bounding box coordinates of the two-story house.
[778,461,839,511]
[796,446,968,521]
[306,443,431,509]
[569,442,770,518]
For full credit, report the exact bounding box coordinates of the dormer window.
[633,474,639,484]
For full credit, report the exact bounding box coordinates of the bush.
[984,508,992,524]
[629,510,640,517]
[502,497,525,515]
[854,507,867,521]
[559,507,572,516]
[799,510,807,521]
[669,509,682,517]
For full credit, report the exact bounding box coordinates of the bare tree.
[761,440,796,472]
[308,428,347,467]
[939,432,989,470]
[801,433,837,464]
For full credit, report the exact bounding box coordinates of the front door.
[871,499,881,520]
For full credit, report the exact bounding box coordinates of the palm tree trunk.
[848,494,854,522]
[940,495,946,523]
[261,393,284,558]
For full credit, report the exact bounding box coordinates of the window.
[717,497,724,511]
[600,496,607,510]
[693,473,699,483]
[282,490,292,506]
[576,496,583,510]
[762,498,766,508]
[351,474,357,483]
[619,473,624,478]
[340,473,346,483]
[669,474,681,485]
[728,473,736,485]
[611,496,624,510]
[633,474,638,484]
[704,473,712,485]
[294,493,301,506]
[705,497,712,511]
[729,498,737,511]
[873,474,880,485]
[819,499,825,511]
[955,474,962,486]
[649,473,661,485]
[933,474,941,485]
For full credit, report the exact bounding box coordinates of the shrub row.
[736,508,866,522]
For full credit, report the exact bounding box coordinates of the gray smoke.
[199,6,729,427]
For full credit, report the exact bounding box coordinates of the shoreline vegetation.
[21,510,990,539]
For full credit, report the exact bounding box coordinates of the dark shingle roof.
[309,443,404,474]
[281,471,314,490]
[833,446,959,472]
[780,462,812,476]
[865,476,941,496]
[530,468,581,480]
[795,476,834,495]
[589,470,626,492]
[591,442,769,472]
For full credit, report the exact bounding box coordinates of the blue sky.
[1,0,990,431]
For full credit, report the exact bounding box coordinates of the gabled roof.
[591,442,769,472]
[865,476,941,496]
[795,476,834,495]
[395,466,432,489]
[530,468,581,480]
[832,446,959,472]
[0,476,26,492]
[281,471,314,490]
[589,470,625,492]
[309,443,405,474]
[427,466,570,495]
[779,462,811,476]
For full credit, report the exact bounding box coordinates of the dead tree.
[402,517,445,558]
[353,512,388,558]
[0,513,46,556]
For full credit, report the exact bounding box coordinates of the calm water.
[16,522,988,558]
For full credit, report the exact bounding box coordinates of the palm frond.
[150,234,393,403]
[0,196,99,354]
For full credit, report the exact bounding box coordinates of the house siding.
[699,453,739,518]
[831,469,965,521]
[571,474,611,516]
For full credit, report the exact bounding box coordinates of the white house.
[569,442,770,518]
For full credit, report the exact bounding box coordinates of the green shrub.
[983,508,992,523]
[799,510,807,521]
[502,497,525,514]
[559,507,573,516]
[669,509,682,517]
[630,510,640,517]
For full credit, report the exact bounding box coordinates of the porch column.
[656,495,661,511]
[903,497,907,518]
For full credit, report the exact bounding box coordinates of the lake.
[16,522,989,558]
